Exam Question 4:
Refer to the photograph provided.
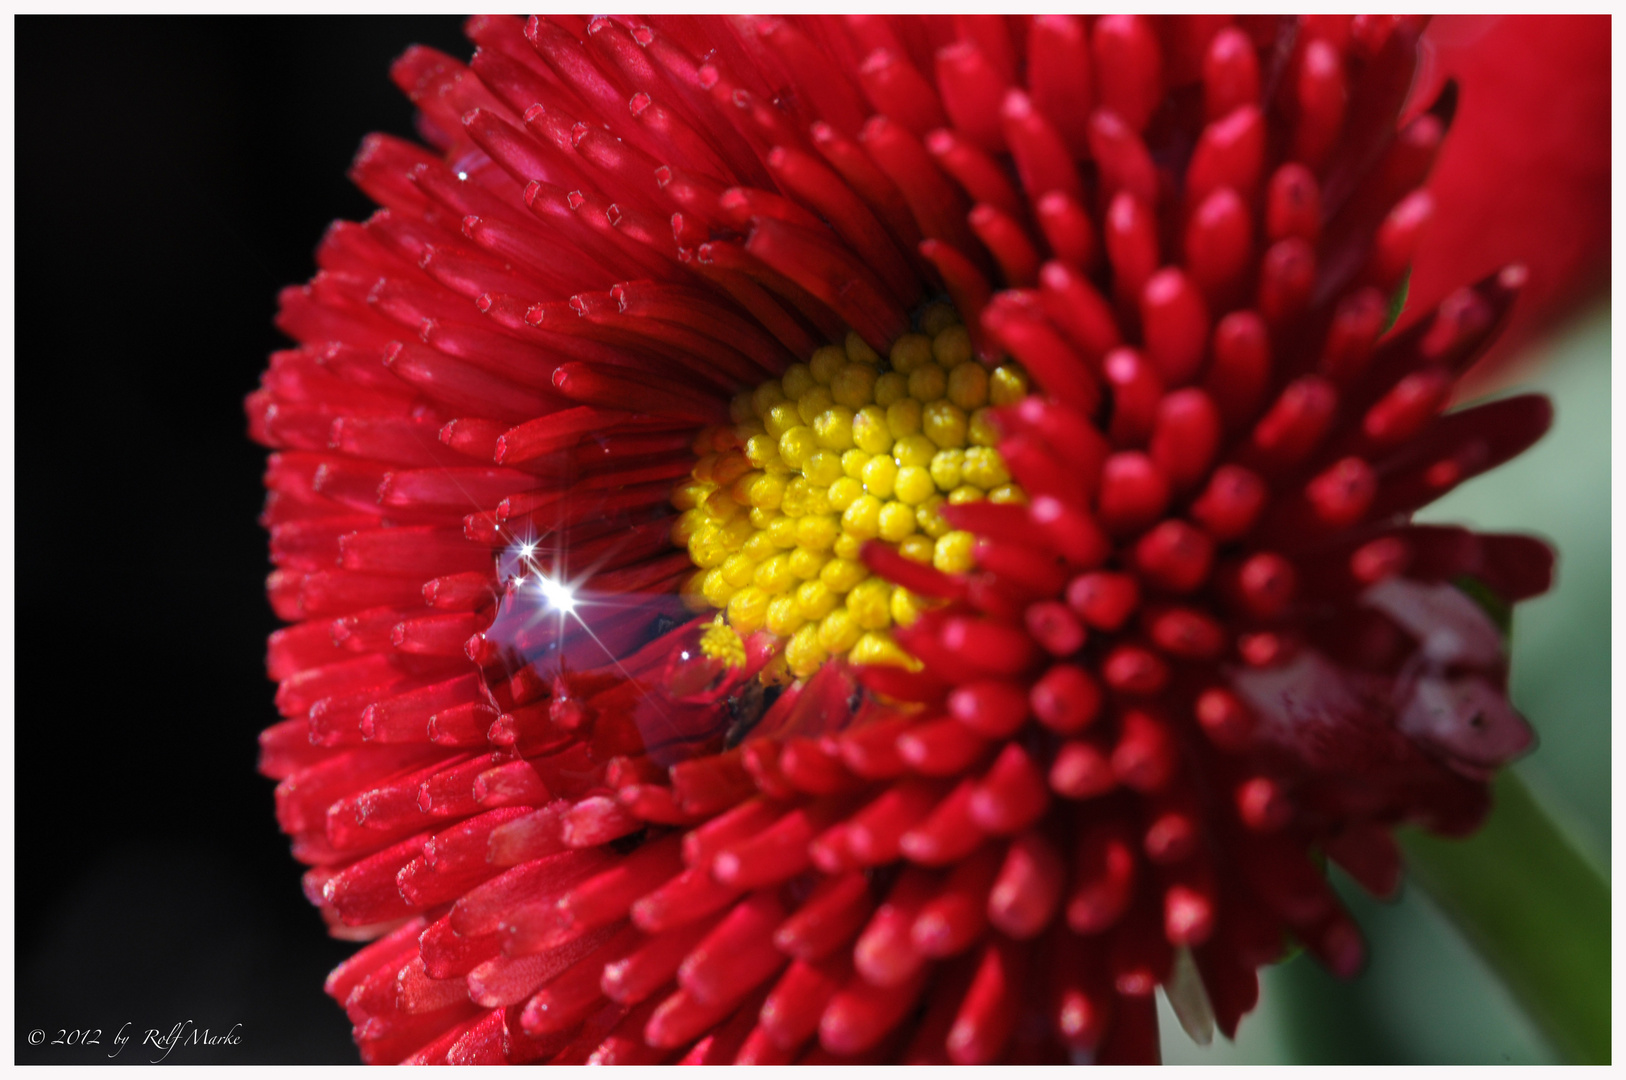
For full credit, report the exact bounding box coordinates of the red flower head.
[250,15,1558,1064]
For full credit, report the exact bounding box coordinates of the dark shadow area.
[16,16,468,1063]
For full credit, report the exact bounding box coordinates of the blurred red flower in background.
[248,15,1594,1064]
[1407,14,1609,390]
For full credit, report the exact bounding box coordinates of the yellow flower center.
[671,302,1029,681]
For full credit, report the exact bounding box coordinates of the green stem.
[1399,772,1610,1063]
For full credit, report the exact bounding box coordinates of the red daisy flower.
[250,15,1559,1064]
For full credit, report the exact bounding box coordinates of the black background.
[17,16,473,1064]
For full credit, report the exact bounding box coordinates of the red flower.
[1406,15,1610,389]
[251,15,1557,1064]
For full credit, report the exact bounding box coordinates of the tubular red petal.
[968,744,1051,836]
[858,47,947,137]
[758,951,852,1052]
[935,41,1009,152]
[1203,27,1260,120]
[1091,15,1163,132]
[1002,88,1085,204]
[677,891,790,1006]
[1067,822,1137,934]
[1096,452,1170,536]
[968,203,1041,287]
[987,831,1065,940]
[911,841,1002,957]
[1103,192,1159,306]
[1088,110,1158,208]
[1293,39,1347,171]
[1026,15,1093,155]
[818,964,930,1057]
[1035,195,1098,275]
[1140,269,1211,387]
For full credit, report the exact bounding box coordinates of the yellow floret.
[889,332,934,374]
[797,385,834,426]
[893,433,938,469]
[741,529,778,562]
[930,448,965,490]
[841,493,883,538]
[934,530,977,574]
[898,534,936,564]
[671,479,712,512]
[745,431,781,468]
[702,567,736,607]
[672,507,709,546]
[877,500,917,542]
[747,472,786,510]
[989,363,1029,406]
[766,400,804,439]
[809,345,846,384]
[947,484,986,505]
[778,425,818,468]
[767,514,799,547]
[989,484,1027,505]
[727,587,769,633]
[968,407,1000,448]
[813,406,856,450]
[962,446,1012,488]
[852,405,893,454]
[688,523,728,569]
[923,400,969,449]
[862,454,898,498]
[818,607,863,653]
[721,515,754,548]
[766,594,806,636]
[844,331,881,365]
[804,449,844,487]
[874,371,908,408]
[702,487,740,523]
[947,361,989,410]
[919,301,959,338]
[752,381,786,418]
[917,495,950,538]
[890,586,925,627]
[827,476,862,511]
[788,547,827,580]
[832,362,879,408]
[754,553,796,594]
[846,577,893,629]
[721,552,757,588]
[885,398,923,439]
[840,448,871,479]
[820,557,868,593]
[908,363,948,403]
[781,362,815,401]
[795,579,838,620]
[796,513,840,552]
[785,624,828,677]
[893,465,935,506]
[701,616,748,666]
[850,630,914,667]
[681,569,710,613]
[931,324,973,368]
[832,533,864,561]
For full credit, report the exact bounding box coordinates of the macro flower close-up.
[224,14,1609,1065]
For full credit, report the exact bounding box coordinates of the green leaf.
[1384,268,1411,332]
[1399,772,1610,1063]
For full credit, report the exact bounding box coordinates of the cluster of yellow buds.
[673,303,1028,680]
